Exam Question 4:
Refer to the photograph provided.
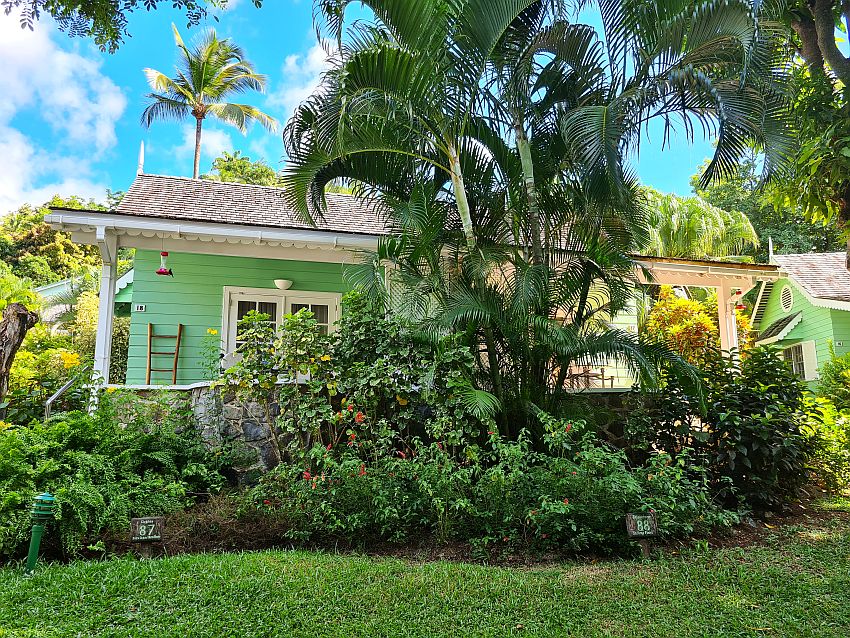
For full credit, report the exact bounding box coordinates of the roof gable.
[772,252,850,303]
[113,174,389,236]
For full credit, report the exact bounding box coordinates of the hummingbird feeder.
[156,251,173,277]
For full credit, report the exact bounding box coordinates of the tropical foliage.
[282,0,786,432]
[757,1,850,262]
[142,25,277,178]
[691,154,842,262]
[1,196,103,286]
[202,151,281,186]
[2,0,261,52]
[627,347,814,510]
[641,190,759,260]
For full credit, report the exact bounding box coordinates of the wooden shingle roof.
[114,174,389,236]
[773,252,850,304]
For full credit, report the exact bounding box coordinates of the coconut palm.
[141,25,277,179]
[642,190,760,260]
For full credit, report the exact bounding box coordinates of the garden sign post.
[130,517,164,559]
[625,512,658,558]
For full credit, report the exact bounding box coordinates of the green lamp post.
[25,492,55,576]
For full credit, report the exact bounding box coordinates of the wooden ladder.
[146,323,184,384]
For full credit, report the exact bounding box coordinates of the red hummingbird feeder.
[156,251,173,277]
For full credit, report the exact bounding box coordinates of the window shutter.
[801,340,818,381]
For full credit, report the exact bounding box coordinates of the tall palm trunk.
[515,122,543,265]
[448,145,476,249]
[193,116,204,179]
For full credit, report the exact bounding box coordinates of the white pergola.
[634,256,783,353]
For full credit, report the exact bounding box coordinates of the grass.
[2,527,849,638]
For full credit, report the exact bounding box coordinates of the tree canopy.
[202,151,280,186]
[1,195,103,286]
[642,189,759,261]
[3,0,262,52]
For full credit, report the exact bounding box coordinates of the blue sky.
[0,1,716,216]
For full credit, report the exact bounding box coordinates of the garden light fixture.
[25,492,55,576]
[156,251,173,277]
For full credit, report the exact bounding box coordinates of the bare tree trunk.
[0,303,39,413]
[193,116,203,179]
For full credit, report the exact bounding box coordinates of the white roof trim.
[756,312,803,345]
[44,210,380,252]
[788,277,850,312]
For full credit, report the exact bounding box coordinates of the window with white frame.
[782,340,818,381]
[222,287,340,354]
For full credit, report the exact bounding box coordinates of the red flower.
[571,471,577,475]
[396,450,407,459]
[326,443,333,451]
[349,432,356,439]
[488,431,495,435]
[562,498,569,505]
[347,404,354,412]
[358,464,366,476]
[436,442,443,450]
[355,411,365,423]
[303,470,312,480]
[502,536,509,542]
[564,423,572,432]
[262,499,271,505]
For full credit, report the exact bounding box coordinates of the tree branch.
[790,9,825,71]
[811,0,850,83]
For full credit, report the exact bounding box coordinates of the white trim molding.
[45,210,380,262]
[221,286,342,354]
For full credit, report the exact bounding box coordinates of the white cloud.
[0,17,126,214]
[175,125,234,162]
[267,41,336,122]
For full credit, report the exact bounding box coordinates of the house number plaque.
[131,517,164,543]
[625,512,657,538]
[625,512,657,558]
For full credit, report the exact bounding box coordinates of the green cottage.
[45,173,783,389]
[751,252,850,384]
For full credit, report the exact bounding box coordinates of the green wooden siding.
[758,277,837,380]
[126,250,351,385]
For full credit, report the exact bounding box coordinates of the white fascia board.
[634,258,784,285]
[44,211,381,251]
[785,278,850,312]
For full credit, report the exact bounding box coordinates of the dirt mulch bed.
[84,488,850,567]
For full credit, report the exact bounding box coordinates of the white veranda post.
[94,228,118,385]
[716,281,739,355]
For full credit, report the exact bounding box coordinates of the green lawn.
[2,527,849,638]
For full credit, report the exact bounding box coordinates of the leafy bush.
[817,343,850,410]
[248,412,735,555]
[804,398,850,491]
[0,391,236,558]
[627,347,812,510]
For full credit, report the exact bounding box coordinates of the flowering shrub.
[247,410,734,555]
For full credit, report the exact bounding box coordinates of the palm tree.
[141,25,277,179]
[641,190,759,260]
[285,0,789,433]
